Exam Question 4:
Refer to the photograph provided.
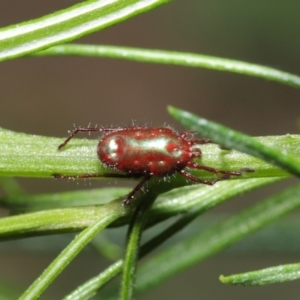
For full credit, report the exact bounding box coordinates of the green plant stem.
[120,193,156,300]
[35,44,300,88]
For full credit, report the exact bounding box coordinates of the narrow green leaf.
[135,183,300,294]
[0,0,170,62]
[0,177,24,198]
[220,263,300,285]
[92,233,122,260]
[0,127,111,177]
[1,187,130,211]
[64,260,123,300]
[19,205,123,300]
[120,194,156,300]
[35,44,300,89]
[0,127,292,178]
[0,178,278,239]
[64,178,277,299]
[168,106,300,177]
[0,198,128,239]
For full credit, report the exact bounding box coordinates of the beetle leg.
[53,173,141,180]
[123,174,151,205]
[179,169,230,185]
[53,173,151,205]
[58,127,124,150]
[180,131,214,144]
[187,161,242,176]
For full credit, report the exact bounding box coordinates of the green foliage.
[0,1,300,299]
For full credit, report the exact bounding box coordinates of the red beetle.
[55,126,244,204]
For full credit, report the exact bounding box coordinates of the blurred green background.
[1,1,300,299]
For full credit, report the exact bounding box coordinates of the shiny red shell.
[98,127,199,176]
